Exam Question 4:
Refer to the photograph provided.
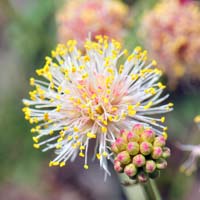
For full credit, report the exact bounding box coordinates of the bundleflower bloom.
[140,0,200,87]
[56,0,129,47]
[179,115,200,175]
[22,36,173,176]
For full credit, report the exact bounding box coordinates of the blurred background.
[0,0,200,199]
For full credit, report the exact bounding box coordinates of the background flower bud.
[117,151,131,165]
[127,142,139,156]
[140,141,153,156]
[151,146,163,159]
[124,163,137,177]
[132,154,146,167]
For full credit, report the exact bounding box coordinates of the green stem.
[142,180,162,200]
[119,174,162,200]
[119,174,146,200]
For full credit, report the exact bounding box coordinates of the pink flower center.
[118,154,124,161]
[72,73,128,133]
[142,143,149,151]
[127,143,134,150]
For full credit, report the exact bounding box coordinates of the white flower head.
[22,36,173,176]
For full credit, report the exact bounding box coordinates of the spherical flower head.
[111,125,171,183]
[140,0,200,87]
[56,0,130,48]
[22,36,172,177]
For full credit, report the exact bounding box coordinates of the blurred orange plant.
[141,0,200,88]
[56,0,130,47]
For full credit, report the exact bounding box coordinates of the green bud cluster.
[112,124,170,183]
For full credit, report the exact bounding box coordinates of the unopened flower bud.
[114,157,119,164]
[111,143,119,154]
[115,137,127,151]
[151,146,163,159]
[140,142,153,155]
[154,135,166,147]
[148,170,160,179]
[117,151,131,165]
[156,158,167,169]
[137,171,148,183]
[127,142,139,156]
[120,129,125,134]
[114,160,123,173]
[141,129,155,143]
[162,147,171,158]
[120,129,128,142]
[112,125,170,182]
[127,131,140,142]
[132,124,144,136]
[145,160,156,173]
[132,154,146,167]
[124,163,137,177]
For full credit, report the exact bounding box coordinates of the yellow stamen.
[84,164,89,170]
[33,144,40,149]
[60,162,66,167]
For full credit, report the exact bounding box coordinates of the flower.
[22,36,172,176]
[112,125,170,182]
[179,144,200,175]
[140,0,200,87]
[179,115,200,175]
[56,0,129,47]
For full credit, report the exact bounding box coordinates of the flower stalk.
[142,180,161,200]
[119,174,161,200]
